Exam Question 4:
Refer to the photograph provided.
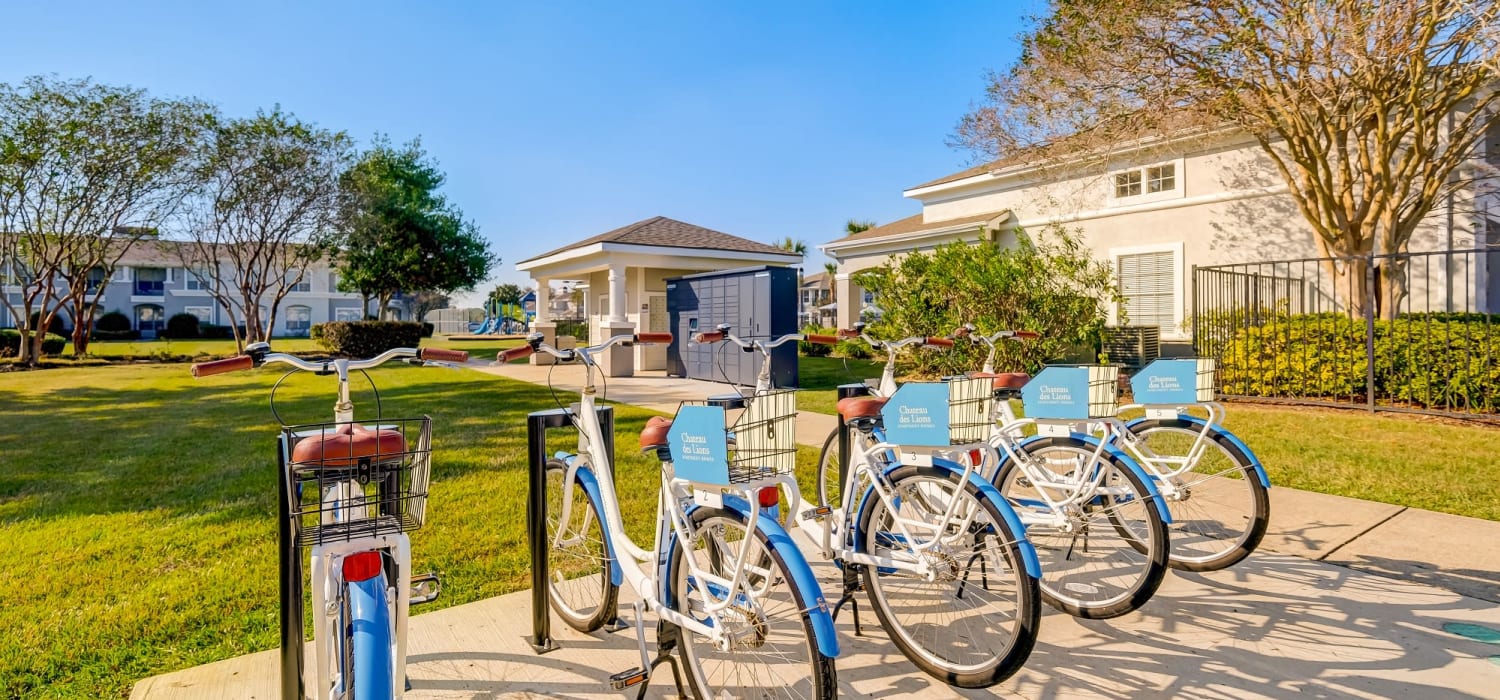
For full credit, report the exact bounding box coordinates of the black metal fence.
[1192,248,1500,421]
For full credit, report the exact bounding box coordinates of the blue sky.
[0,1,1028,305]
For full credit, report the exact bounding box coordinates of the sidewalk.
[473,360,1500,604]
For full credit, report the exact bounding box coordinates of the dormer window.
[1111,160,1182,203]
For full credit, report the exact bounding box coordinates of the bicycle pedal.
[801,505,834,521]
[410,573,441,605]
[608,667,648,690]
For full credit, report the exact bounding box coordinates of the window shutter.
[1118,251,1176,329]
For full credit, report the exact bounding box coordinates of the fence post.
[1365,252,1377,413]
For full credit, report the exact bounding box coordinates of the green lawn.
[795,355,882,415]
[61,335,522,363]
[0,363,661,698]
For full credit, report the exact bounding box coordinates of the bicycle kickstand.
[829,564,864,636]
[608,602,687,699]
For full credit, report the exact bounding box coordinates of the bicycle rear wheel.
[815,427,843,509]
[996,438,1168,619]
[544,458,620,632]
[858,464,1040,688]
[1128,420,1269,571]
[669,506,837,699]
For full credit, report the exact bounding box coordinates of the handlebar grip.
[418,347,469,363]
[1014,330,1040,339]
[924,337,955,348]
[837,328,861,338]
[191,355,254,378]
[499,345,535,362]
[693,331,726,343]
[634,332,674,344]
[805,334,838,345]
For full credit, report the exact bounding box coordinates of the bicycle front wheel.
[815,426,843,510]
[858,465,1040,688]
[347,571,395,700]
[669,506,837,700]
[545,458,620,632]
[997,438,1168,619]
[1128,420,1269,571]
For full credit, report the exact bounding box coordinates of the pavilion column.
[599,263,636,377]
[529,277,558,365]
[835,272,859,330]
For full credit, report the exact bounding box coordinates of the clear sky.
[0,1,1028,305]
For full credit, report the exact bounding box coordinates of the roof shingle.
[518,216,794,265]
[824,211,1010,247]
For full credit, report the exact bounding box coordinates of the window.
[112,266,131,283]
[185,306,214,325]
[1147,164,1175,193]
[1114,171,1142,198]
[286,270,311,293]
[286,305,312,335]
[134,267,166,296]
[1117,251,1176,329]
[335,307,363,322]
[135,304,165,336]
[86,267,107,293]
[185,268,212,291]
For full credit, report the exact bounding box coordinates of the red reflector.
[757,486,780,508]
[969,449,983,465]
[342,551,383,582]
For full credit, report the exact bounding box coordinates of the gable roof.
[823,210,1011,248]
[518,216,792,265]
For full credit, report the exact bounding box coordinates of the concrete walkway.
[131,361,1500,698]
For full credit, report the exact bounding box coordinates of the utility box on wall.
[666,266,799,387]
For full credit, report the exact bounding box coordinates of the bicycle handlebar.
[418,347,469,363]
[694,329,803,352]
[804,333,838,346]
[499,344,535,362]
[190,355,253,378]
[498,332,674,365]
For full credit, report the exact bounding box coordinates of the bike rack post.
[527,404,615,654]
[276,439,304,700]
[835,384,871,489]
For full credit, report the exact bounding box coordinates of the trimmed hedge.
[799,325,834,357]
[163,313,201,339]
[0,329,67,356]
[1219,315,1500,411]
[92,329,141,341]
[312,321,424,357]
[421,322,435,338]
[200,324,236,339]
[96,311,131,333]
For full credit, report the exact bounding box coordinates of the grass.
[0,363,662,698]
[795,355,882,415]
[28,335,522,364]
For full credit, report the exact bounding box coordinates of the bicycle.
[961,327,1270,571]
[501,331,840,699]
[191,341,469,700]
[718,325,1040,688]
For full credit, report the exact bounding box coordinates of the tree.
[489,282,527,308]
[854,225,1121,377]
[335,137,496,317]
[823,261,839,309]
[955,0,1500,319]
[0,76,208,363]
[844,219,876,237]
[408,290,450,323]
[176,109,351,348]
[776,237,809,256]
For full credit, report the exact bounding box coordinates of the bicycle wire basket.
[946,376,995,444]
[673,389,798,485]
[1021,365,1120,420]
[1128,358,1215,404]
[281,417,433,547]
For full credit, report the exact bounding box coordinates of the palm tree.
[823,261,838,309]
[845,219,877,236]
[776,236,808,256]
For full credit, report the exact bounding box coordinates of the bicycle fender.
[852,459,1042,579]
[667,497,841,659]
[1125,415,1271,489]
[348,573,395,699]
[572,466,624,586]
[1010,434,1176,525]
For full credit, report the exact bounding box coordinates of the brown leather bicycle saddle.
[291,423,408,468]
[968,371,1031,391]
[639,415,673,450]
[836,396,889,420]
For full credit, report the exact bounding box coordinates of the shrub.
[92,329,141,341]
[1219,314,1500,411]
[96,311,131,333]
[314,321,424,357]
[200,324,236,339]
[421,322,435,338]
[0,329,67,356]
[836,338,873,360]
[27,311,69,336]
[163,313,201,339]
[799,325,834,357]
[309,323,325,341]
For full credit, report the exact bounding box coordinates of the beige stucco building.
[822,127,1500,345]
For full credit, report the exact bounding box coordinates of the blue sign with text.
[1021,366,1091,420]
[669,405,731,485]
[881,382,951,446]
[1130,359,1200,405]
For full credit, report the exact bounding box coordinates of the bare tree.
[956,0,1500,318]
[176,109,351,348]
[0,76,207,363]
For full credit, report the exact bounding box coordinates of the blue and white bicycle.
[192,342,468,700]
[503,332,840,699]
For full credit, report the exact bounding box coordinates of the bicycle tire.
[1127,419,1270,572]
[815,426,843,510]
[857,464,1040,688]
[348,571,395,700]
[995,436,1169,619]
[544,458,620,632]
[668,505,837,700]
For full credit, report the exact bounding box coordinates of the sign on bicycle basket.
[1021,365,1119,419]
[668,405,731,485]
[881,382,952,446]
[1130,358,1216,404]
